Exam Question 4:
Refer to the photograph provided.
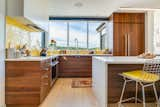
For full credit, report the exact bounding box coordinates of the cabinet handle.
[75,56,81,58]
[42,75,49,79]
[44,83,49,86]
[125,33,128,56]
[43,68,49,71]
[128,34,130,56]
[46,63,51,67]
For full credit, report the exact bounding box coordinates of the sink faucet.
[74,38,79,53]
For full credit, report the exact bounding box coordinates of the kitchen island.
[92,56,160,107]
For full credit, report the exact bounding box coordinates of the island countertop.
[5,56,58,61]
[93,56,160,64]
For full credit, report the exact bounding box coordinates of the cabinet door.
[59,56,92,77]
[5,61,41,105]
[113,23,128,56]
[113,13,145,23]
[113,23,144,56]
[127,23,145,56]
[40,59,51,102]
[40,75,50,102]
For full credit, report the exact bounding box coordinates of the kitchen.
[1,0,160,107]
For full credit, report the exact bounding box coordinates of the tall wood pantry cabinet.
[111,13,145,56]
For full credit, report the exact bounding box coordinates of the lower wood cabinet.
[59,56,92,77]
[5,58,52,107]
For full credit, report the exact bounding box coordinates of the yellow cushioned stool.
[119,59,160,107]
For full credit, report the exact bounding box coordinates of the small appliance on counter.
[6,48,16,58]
[6,48,22,58]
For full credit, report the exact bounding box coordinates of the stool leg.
[135,81,138,103]
[119,79,127,107]
[153,83,159,106]
[142,85,146,107]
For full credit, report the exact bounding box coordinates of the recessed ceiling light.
[74,2,83,8]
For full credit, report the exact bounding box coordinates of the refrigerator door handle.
[125,33,128,56]
[128,34,130,56]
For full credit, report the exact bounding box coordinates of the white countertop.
[5,54,111,61]
[93,56,160,64]
[56,54,112,56]
[5,56,58,61]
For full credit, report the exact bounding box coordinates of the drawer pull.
[42,75,49,79]
[46,63,51,67]
[44,83,49,86]
[43,68,49,71]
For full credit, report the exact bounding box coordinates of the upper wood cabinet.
[112,13,145,56]
[113,13,145,23]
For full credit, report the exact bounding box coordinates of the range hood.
[6,16,44,32]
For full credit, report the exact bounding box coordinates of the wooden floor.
[39,78,156,107]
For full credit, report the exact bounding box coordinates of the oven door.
[51,60,59,86]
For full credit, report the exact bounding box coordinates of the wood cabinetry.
[5,58,52,107]
[59,56,92,77]
[112,13,145,56]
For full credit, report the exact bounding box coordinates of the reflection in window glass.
[49,21,67,49]
[69,22,87,49]
[29,32,42,49]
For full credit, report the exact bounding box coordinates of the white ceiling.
[124,0,160,9]
[48,0,160,17]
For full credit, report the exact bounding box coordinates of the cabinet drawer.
[40,77,50,102]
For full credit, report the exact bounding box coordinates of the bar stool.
[118,59,160,107]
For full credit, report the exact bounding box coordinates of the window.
[88,22,101,49]
[49,20,106,50]
[69,21,87,49]
[49,21,68,49]
[154,11,160,54]
[29,32,42,49]
[6,24,43,49]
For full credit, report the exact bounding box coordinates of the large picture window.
[49,20,104,50]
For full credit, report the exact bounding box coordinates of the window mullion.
[87,21,89,49]
[67,22,70,47]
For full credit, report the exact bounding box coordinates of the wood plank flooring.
[39,78,157,107]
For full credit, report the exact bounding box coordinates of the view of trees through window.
[49,21,104,50]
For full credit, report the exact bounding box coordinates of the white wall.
[6,0,23,16]
[0,0,6,107]
[145,11,154,53]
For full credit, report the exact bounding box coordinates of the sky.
[49,21,102,49]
